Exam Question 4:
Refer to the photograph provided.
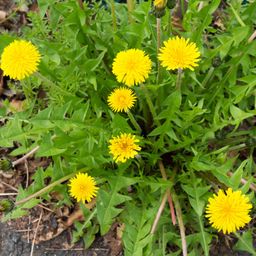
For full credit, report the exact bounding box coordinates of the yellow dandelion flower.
[112,49,152,87]
[68,173,98,203]
[154,0,167,9]
[205,188,252,234]
[109,133,141,163]
[0,40,41,80]
[158,36,200,71]
[107,87,137,112]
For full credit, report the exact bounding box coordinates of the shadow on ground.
[0,222,110,256]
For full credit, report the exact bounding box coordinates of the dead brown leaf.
[104,223,123,256]
[9,99,25,112]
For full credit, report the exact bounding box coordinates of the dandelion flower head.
[205,188,252,234]
[107,87,137,112]
[109,133,141,163]
[0,40,41,80]
[69,173,98,203]
[154,0,167,9]
[112,49,152,87]
[158,36,200,71]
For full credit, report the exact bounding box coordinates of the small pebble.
[0,10,6,20]
[11,233,20,243]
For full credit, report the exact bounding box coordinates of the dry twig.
[0,181,18,192]
[25,159,29,188]
[173,192,187,256]
[227,172,256,192]
[159,161,176,225]
[30,210,43,256]
[0,192,17,196]
[150,190,168,234]
[12,146,40,167]
[248,30,256,43]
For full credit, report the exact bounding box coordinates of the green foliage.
[234,231,256,256]
[0,0,255,254]
[72,207,98,249]
[2,198,41,222]
[96,175,138,235]
[181,175,211,255]
[122,205,154,256]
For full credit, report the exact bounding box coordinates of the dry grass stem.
[158,160,177,225]
[30,210,43,256]
[150,190,168,234]
[12,146,40,167]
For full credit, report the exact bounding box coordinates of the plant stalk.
[227,172,256,192]
[141,84,160,126]
[173,191,187,256]
[176,68,183,90]
[156,17,161,84]
[180,0,185,17]
[198,215,209,256]
[150,190,168,234]
[248,29,256,43]
[229,3,246,27]
[127,111,141,133]
[12,146,40,167]
[158,160,176,225]
[168,9,172,35]
[35,72,73,96]
[110,0,117,31]
[77,0,84,9]
[15,172,78,205]
[127,0,134,23]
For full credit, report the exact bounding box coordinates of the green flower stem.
[76,206,97,229]
[180,0,185,17]
[35,72,73,96]
[168,9,172,35]
[228,143,247,152]
[127,0,134,24]
[15,170,88,206]
[172,190,188,256]
[210,136,246,147]
[141,84,160,126]
[201,67,214,88]
[110,0,117,31]
[127,111,142,133]
[156,17,161,84]
[229,3,246,27]
[35,72,57,87]
[198,215,209,256]
[176,68,183,90]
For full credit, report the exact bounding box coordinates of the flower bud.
[0,158,12,172]
[167,0,176,9]
[153,0,167,18]
[0,199,14,213]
